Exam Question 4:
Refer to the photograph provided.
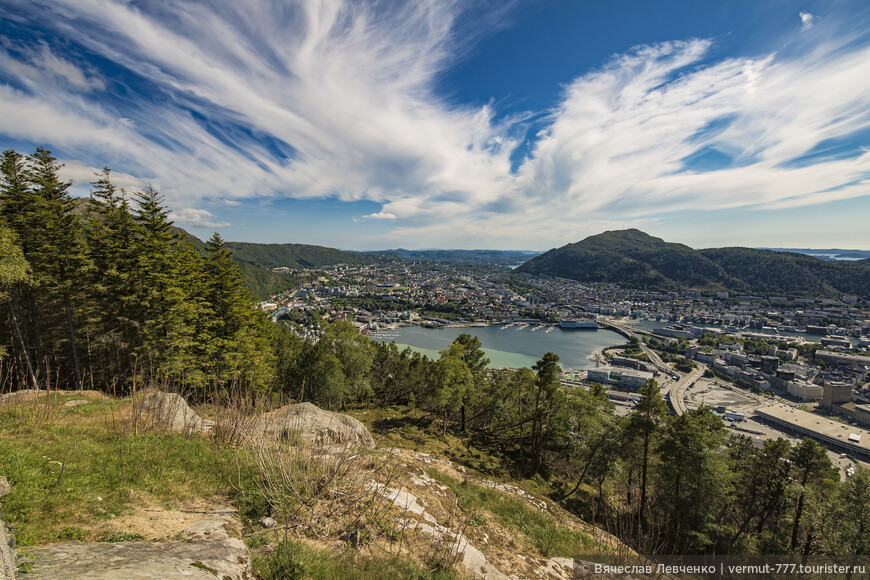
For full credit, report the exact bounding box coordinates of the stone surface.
[0,477,9,499]
[258,517,277,528]
[18,507,250,579]
[0,390,41,405]
[245,402,375,448]
[140,392,214,435]
[405,520,509,580]
[373,476,508,579]
[0,516,14,580]
[367,481,436,523]
[63,400,90,407]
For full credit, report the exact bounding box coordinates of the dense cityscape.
[260,260,870,473]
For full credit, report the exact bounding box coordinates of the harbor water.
[370,324,626,370]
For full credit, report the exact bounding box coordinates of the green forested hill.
[517,229,742,291]
[223,241,386,269]
[167,229,383,298]
[517,229,870,299]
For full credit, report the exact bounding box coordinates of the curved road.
[601,319,702,416]
[668,367,704,416]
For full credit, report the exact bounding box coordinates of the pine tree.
[627,378,667,518]
[452,334,489,430]
[656,407,730,552]
[530,352,564,475]
[432,342,473,436]
[0,226,37,388]
[87,169,141,384]
[28,148,89,387]
[788,438,836,551]
[132,185,191,381]
[1,149,48,383]
[203,232,274,391]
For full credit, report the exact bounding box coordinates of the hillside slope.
[517,229,741,292]
[517,229,870,298]
[224,241,386,269]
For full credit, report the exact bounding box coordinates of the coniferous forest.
[2,147,869,560]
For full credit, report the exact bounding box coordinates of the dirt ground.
[684,379,760,410]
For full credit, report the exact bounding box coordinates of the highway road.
[602,319,702,416]
[668,367,704,416]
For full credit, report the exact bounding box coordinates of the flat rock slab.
[18,509,250,580]
[63,399,90,407]
[1,516,14,580]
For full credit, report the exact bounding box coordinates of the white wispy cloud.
[172,208,231,228]
[58,160,143,191]
[0,40,105,93]
[0,1,868,248]
[516,34,870,224]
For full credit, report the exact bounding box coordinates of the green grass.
[0,395,254,545]
[253,537,460,580]
[424,469,593,558]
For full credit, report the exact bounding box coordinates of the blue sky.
[1,0,869,250]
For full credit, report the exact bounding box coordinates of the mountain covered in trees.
[4,148,870,562]
[222,241,386,269]
[184,236,385,298]
[517,229,870,299]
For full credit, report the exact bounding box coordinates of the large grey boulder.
[139,392,213,435]
[17,507,250,579]
[245,402,375,448]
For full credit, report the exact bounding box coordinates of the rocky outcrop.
[139,392,375,449]
[244,402,375,448]
[140,392,214,435]
[1,477,15,580]
[0,518,13,580]
[17,507,250,580]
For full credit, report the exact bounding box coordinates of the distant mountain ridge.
[383,248,541,266]
[169,230,388,298]
[223,241,386,269]
[516,229,870,299]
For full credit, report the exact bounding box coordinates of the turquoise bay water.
[371,324,626,370]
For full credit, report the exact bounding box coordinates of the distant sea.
[761,248,870,262]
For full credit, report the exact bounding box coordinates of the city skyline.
[2,0,869,250]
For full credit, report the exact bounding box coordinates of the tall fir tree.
[627,378,667,519]
[132,184,191,381]
[204,232,274,391]
[0,226,37,388]
[1,149,48,382]
[27,148,89,387]
[87,168,141,384]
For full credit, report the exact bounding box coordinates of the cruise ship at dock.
[559,318,598,329]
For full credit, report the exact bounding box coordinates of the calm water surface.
[370,324,626,370]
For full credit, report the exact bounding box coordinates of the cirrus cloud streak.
[0,1,868,248]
